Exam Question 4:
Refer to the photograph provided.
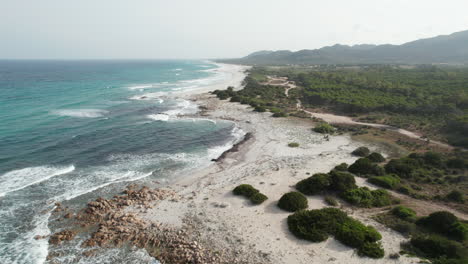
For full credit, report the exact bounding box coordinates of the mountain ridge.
[219,30,468,65]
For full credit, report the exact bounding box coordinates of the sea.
[0,60,244,264]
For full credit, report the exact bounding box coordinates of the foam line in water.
[52,109,109,118]
[0,165,75,197]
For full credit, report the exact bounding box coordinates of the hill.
[220,30,468,65]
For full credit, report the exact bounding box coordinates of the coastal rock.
[49,230,77,245]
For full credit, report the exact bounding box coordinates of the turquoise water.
[0,60,241,263]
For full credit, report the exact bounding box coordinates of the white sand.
[127,63,424,263]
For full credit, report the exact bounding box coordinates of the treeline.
[285,66,468,147]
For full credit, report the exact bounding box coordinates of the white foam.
[0,165,75,197]
[52,109,109,118]
[0,210,52,264]
[207,124,246,160]
[146,99,199,122]
[128,84,153,90]
[129,92,166,101]
[147,114,170,121]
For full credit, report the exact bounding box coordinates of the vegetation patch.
[348,158,385,176]
[352,147,370,157]
[391,206,416,220]
[324,196,338,206]
[296,173,331,195]
[368,175,401,189]
[367,152,385,163]
[232,184,268,205]
[313,122,336,134]
[278,192,308,212]
[288,142,300,148]
[287,208,384,258]
[341,187,394,208]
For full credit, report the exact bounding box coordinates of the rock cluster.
[49,230,77,245]
[48,185,245,263]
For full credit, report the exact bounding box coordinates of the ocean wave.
[0,165,75,197]
[146,99,199,122]
[147,114,170,121]
[52,109,109,118]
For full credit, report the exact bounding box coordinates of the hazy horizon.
[2,0,468,59]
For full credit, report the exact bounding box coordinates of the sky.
[1,0,468,59]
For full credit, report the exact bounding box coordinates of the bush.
[447,222,468,241]
[335,219,382,248]
[446,191,465,203]
[342,187,393,208]
[417,211,458,235]
[385,157,421,178]
[324,196,338,206]
[329,171,357,193]
[278,192,308,212]
[352,147,371,157]
[254,106,266,112]
[349,158,385,176]
[296,173,331,195]
[410,235,461,259]
[391,206,416,219]
[272,112,287,117]
[287,208,384,258]
[358,242,385,258]
[233,184,259,197]
[313,122,335,134]
[250,192,268,205]
[334,163,348,171]
[367,152,385,163]
[397,185,412,195]
[288,142,300,148]
[230,96,241,102]
[368,175,400,189]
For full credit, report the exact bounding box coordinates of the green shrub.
[313,122,336,134]
[342,187,393,208]
[447,222,468,241]
[233,184,259,197]
[410,235,461,259]
[288,142,300,148]
[335,219,382,248]
[278,192,308,212]
[250,192,268,205]
[329,171,357,193]
[358,242,385,258]
[334,163,348,171]
[368,175,400,189]
[367,152,385,163]
[254,106,266,112]
[349,158,385,176]
[296,173,331,195]
[385,157,421,178]
[324,196,338,206]
[397,185,413,195]
[417,211,458,235]
[230,96,241,102]
[423,152,444,168]
[391,206,416,219]
[446,191,465,203]
[287,208,384,258]
[272,112,287,117]
[352,147,370,157]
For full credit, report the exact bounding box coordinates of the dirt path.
[270,76,453,149]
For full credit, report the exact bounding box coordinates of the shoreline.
[46,62,466,263]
